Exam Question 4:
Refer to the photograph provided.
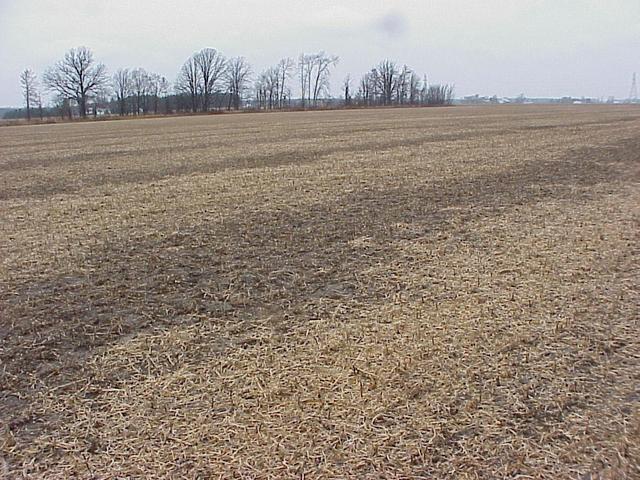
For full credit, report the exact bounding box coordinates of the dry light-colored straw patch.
[1,105,639,479]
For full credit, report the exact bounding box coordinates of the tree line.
[14,46,454,120]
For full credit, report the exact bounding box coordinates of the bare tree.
[255,67,279,109]
[158,76,171,114]
[147,73,163,114]
[195,48,226,112]
[298,52,338,108]
[112,68,132,116]
[226,57,251,110]
[298,53,312,108]
[91,83,111,117]
[276,57,294,108]
[409,72,421,105]
[343,75,352,106]
[376,60,398,105]
[311,52,338,106]
[34,91,44,120]
[254,76,266,109]
[131,68,149,115]
[395,65,411,105]
[176,55,201,113]
[357,71,375,106]
[44,47,108,118]
[420,75,429,104]
[19,69,38,121]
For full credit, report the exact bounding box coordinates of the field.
[1,105,639,479]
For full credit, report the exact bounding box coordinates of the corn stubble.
[1,105,639,479]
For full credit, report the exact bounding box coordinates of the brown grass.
[1,105,639,479]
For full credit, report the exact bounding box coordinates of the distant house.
[85,99,111,117]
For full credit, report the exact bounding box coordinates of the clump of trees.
[176,48,227,112]
[355,60,453,107]
[254,57,295,110]
[112,68,171,116]
[298,52,339,108]
[12,46,454,121]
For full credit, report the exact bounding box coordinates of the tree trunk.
[26,94,31,121]
[79,96,87,118]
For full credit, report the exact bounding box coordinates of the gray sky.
[1,0,639,106]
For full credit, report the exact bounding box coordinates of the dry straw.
[1,106,639,479]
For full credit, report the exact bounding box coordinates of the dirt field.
[1,105,639,479]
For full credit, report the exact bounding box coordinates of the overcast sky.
[1,0,639,106]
